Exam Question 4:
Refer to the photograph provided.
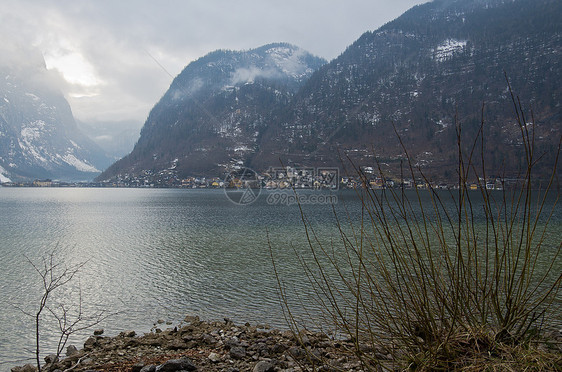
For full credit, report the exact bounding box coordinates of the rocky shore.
[12,316,376,372]
[13,315,562,372]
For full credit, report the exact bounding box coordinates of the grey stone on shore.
[271,342,287,354]
[253,360,275,372]
[155,357,197,371]
[83,336,97,350]
[44,354,58,364]
[10,364,37,372]
[229,345,247,359]
[66,344,79,356]
[183,315,200,324]
[224,336,241,349]
[200,332,216,344]
[208,352,221,363]
[121,330,136,337]
[287,346,307,360]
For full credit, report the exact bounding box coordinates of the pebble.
[208,352,221,362]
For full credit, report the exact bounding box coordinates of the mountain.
[77,119,142,162]
[251,0,561,180]
[99,0,561,184]
[0,49,112,182]
[98,43,326,183]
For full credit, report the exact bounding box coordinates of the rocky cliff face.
[99,0,561,183]
[0,51,111,182]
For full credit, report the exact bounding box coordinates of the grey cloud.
[171,78,204,102]
[230,66,283,85]
[1,0,429,124]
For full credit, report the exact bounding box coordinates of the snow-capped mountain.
[98,43,326,181]
[0,51,112,182]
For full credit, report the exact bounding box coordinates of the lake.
[0,187,559,369]
[0,187,349,368]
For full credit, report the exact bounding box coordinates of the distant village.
[1,165,519,191]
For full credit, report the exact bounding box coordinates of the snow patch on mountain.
[266,46,314,80]
[0,165,11,182]
[432,39,467,62]
[61,153,100,173]
[234,145,251,152]
[21,120,46,142]
[18,138,49,164]
[25,92,40,101]
[18,120,51,164]
[16,120,101,174]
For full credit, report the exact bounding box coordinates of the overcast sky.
[2,0,428,125]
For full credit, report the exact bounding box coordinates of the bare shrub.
[17,247,110,371]
[273,90,561,370]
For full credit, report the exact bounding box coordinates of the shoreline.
[12,316,369,372]
[11,316,562,372]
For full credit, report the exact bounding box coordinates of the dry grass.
[407,327,562,371]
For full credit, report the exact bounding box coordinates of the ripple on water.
[1,188,560,370]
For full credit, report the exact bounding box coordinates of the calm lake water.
[0,187,559,369]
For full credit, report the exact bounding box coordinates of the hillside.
[98,43,326,183]
[251,0,561,181]
[98,0,561,184]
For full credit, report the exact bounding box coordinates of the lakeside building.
[32,179,52,187]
